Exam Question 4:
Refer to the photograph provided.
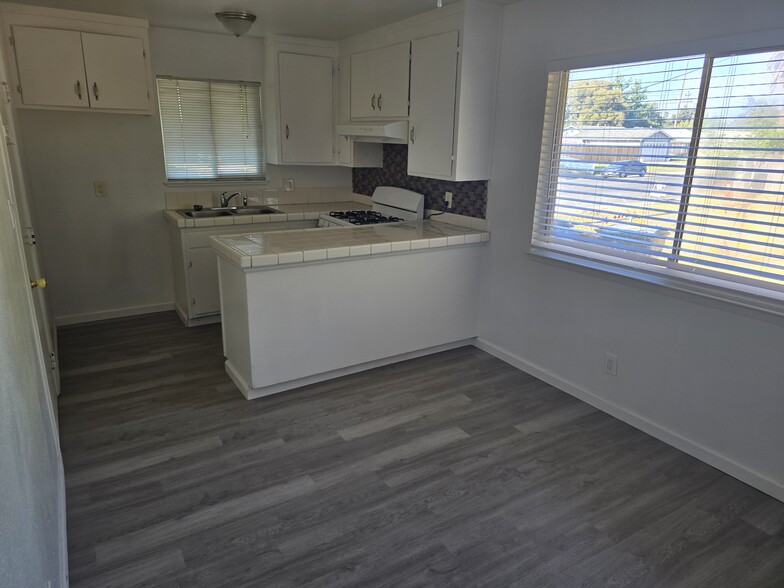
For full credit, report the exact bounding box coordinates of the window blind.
[157,77,264,181]
[533,49,784,297]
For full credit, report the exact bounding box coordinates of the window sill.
[163,179,269,188]
[527,246,784,323]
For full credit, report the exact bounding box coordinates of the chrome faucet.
[220,191,247,207]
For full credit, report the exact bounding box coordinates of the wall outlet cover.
[605,352,618,376]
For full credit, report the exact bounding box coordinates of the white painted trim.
[174,303,221,328]
[56,302,175,327]
[473,338,784,504]
[228,339,475,400]
[0,1,149,29]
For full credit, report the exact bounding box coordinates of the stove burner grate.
[329,210,405,225]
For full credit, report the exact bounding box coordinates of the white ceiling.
[6,0,517,40]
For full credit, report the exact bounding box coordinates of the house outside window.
[157,77,265,181]
[532,49,784,305]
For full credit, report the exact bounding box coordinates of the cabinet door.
[12,26,88,108]
[408,31,458,179]
[81,33,150,111]
[188,247,221,317]
[337,135,352,165]
[374,42,410,118]
[350,49,376,119]
[338,55,351,124]
[278,52,334,164]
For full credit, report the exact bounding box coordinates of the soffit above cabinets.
[0,0,517,40]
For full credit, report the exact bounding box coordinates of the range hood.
[336,121,409,144]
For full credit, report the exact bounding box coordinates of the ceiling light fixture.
[215,11,257,37]
[436,0,443,7]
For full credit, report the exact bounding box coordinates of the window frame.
[530,44,784,318]
[156,76,266,184]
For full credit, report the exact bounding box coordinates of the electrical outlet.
[94,181,108,197]
[604,352,618,376]
[282,178,295,192]
[444,191,453,209]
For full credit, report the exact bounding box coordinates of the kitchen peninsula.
[211,221,489,399]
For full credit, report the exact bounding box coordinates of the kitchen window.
[532,49,784,308]
[157,77,265,181]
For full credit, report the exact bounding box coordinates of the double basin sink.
[176,206,280,219]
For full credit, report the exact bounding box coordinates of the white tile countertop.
[163,201,370,229]
[210,220,490,269]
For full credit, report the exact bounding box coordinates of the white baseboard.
[227,339,475,401]
[174,304,221,328]
[56,302,175,327]
[474,338,784,504]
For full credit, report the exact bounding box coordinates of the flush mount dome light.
[215,11,257,37]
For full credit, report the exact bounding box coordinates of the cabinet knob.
[285,124,290,140]
[75,80,82,100]
[410,126,415,144]
[93,82,99,101]
[377,94,383,110]
[30,278,47,289]
[371,94,376,111]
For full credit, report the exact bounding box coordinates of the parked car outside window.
[600,160,647,177]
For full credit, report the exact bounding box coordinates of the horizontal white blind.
[157,78,264,181]
[532,49,784,298]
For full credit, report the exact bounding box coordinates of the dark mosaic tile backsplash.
[352,144,487,219]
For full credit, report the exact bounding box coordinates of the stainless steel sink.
[176,206,280,219]
[229,206,280,215]
[177,209,234,218]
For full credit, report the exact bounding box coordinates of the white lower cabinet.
[187,245,222,317]
[170,220,315,326]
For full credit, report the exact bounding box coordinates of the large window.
[157,77,264,181]
[533,49,784,303]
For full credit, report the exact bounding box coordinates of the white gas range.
[317,186,425,228]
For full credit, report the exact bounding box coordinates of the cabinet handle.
[410,126,415,144]
[371,94,376,111]
[93,82,99,101]
[378,94,383,110]
[75,80,82,100]
[285,124,290,140]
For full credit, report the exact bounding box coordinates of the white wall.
[480,0,784,500]
[18,26,350,324]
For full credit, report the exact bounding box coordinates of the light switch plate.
[94,181,108,197]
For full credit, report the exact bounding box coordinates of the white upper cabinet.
[337,54,382,168]
[407,31,458,180]
[278,52,334,164]
[11,26,87,108]
[407,2,502,181]
[81,32,149,111]
[2,5,154,115]
[350,42,410,119]
[341,1,501,180]
[265,38,337,165]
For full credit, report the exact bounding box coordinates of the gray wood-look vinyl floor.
[58,312,784,587]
